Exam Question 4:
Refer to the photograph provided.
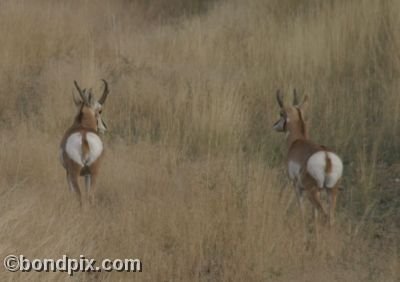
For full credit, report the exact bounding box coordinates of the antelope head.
[73,79,110,134]
[273,89,308,135]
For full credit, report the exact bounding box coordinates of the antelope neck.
[286,129,306,149]
[74,110,97,132]
[286,108,307,148]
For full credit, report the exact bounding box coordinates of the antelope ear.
[72,91,82,106]
[98,79,109,105]
[87,92,93,105]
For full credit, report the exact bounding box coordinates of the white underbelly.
[288,161,301,180]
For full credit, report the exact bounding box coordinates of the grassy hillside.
[0,0,398,281]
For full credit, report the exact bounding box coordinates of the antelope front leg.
[293,180,307,243]
[293,181,305,221]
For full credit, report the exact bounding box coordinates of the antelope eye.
[99,110,103,114]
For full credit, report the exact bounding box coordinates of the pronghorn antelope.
[273,89,343,235]
[60,80,110,205]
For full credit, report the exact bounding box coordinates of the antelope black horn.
[74,80,86,102]
[293,88,299,106]
[98,79,109,105]
[276,89,284,108]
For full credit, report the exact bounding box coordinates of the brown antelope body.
[273,90,343,236]
[60,80,110,205]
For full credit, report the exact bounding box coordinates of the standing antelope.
[60,80,110,205]
[273,89,343,237]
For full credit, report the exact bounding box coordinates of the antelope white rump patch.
[66,133,84,166]
[307,151,343,188]
[86,132,103,165]
[65,132,103,166]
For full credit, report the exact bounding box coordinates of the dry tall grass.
[0,0,399,281]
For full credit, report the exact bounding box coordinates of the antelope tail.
[324,152,332,174]
[80,132,91,176]
[307,151,343,189]
[81,132,90,166]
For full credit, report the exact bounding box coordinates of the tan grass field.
[0,0,399,281]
